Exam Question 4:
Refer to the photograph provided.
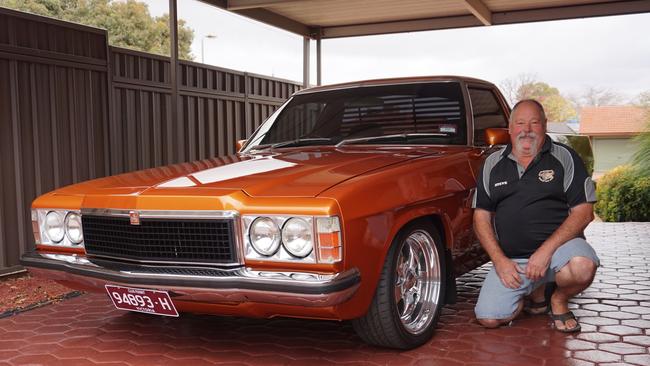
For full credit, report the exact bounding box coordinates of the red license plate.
[105,285,178,317]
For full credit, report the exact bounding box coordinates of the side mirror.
[236,139,247,152]
[484,128,510,147]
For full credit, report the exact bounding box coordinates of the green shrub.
[595,165,650,222]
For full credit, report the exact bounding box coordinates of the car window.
[248,82,467,149]
[468,88,508,146]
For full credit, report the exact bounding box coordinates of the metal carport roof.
[191,0,650,86]
[166,1,650,93]
[200,0,650,39]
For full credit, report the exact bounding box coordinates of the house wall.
[593,137,640,173]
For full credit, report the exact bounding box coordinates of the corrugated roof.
[547,122,576,134]
[579,106,648,136]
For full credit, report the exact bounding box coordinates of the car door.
[454,85,510,272]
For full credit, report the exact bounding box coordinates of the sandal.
[524,282,556,315]
[550,311,581,333]
[524,298,550,315]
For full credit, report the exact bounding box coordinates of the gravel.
[0,271,82,318]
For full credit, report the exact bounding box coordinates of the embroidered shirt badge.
[538,169,555,182]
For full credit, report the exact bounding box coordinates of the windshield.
[243,82,467,151]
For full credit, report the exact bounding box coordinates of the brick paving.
[1,222,649,365]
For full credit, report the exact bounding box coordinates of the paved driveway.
[2,222,649,366]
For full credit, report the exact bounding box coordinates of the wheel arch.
[391,208,454,250]
[393,213,457,305]
[351,213,451,348]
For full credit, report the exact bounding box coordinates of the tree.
[578,86,624,107]
[499,73,537,106]
[500,74,577,122]
[636,91,650,107]
[568,86,625,117]
[0,0,195,60]
[632,90,650,177]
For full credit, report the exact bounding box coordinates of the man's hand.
[525,246,553,281]
[524,203,593,282]
[493,258,525,289]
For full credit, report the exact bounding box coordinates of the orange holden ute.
[22,76,512,349]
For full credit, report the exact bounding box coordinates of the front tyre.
[352,220,446,349]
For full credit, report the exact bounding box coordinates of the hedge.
[595,165,650,222]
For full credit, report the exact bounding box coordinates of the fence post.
[104,45,113,176]
[244,72,251,138]
[169,0,180,163]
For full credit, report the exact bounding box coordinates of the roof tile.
[580,106,648,136]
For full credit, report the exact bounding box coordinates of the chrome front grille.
[81,210,238,264]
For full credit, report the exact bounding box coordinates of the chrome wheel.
[352,221,446,349]
[393,229,441,334]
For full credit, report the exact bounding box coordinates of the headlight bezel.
[281,217,314,258]
[44,211,65,243]
[242,215,342,263]
[248,216,282,256]
[64,212,84,245]
[33,209,85,248]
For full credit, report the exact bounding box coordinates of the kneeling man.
[472,99,599,332]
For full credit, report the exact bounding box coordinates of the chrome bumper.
[20,252,360,307]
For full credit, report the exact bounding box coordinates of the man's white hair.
[509,99,547,124]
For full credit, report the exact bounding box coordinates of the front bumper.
[20,251,360,307]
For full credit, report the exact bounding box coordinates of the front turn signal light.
[316,217,342,264]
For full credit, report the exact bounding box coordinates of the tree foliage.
[500,74,577,122]
[0,0,194,59]
[518,82,577,122]
[577,86,624,107]
[632,125,650,177]
[499,73,537,106]
[631,91,650,177]
[636,91,650,107]
[567,86,626,118]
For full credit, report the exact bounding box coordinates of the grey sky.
[144,0,650,101]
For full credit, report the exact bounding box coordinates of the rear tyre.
[352,220,446,349]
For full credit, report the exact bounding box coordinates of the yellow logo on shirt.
[538,169,555,182]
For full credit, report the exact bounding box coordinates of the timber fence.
[0,7,301,272]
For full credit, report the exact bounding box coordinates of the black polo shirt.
[472,135,596,258]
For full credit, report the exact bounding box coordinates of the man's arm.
[525,203,594,280]
[474,208,525,289]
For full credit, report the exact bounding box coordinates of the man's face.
[509,102,547,158]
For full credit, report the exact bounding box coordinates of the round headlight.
[45,211,65,243]
[249,217,281,256]
[65,212,83,244]
[281,218,313,258]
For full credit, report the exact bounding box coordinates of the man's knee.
[561,256,597,285]
[478,318,503,328]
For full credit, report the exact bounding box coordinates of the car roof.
[294,75,497,95]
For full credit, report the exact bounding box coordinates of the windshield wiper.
[250,137,334,151]
[335,133,450,147]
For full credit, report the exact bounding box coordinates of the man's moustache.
[517,133,537,140]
